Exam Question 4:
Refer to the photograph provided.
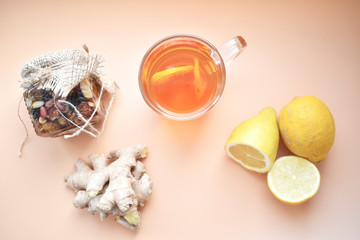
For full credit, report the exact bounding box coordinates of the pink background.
[1,0,360,239]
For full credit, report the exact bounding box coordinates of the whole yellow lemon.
[279,96,335,162]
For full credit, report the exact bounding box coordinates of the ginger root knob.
[64,145,153,230]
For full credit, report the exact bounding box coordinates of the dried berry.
[77,102,94,119]
[67,90,86,106]
[73,116,83,126]
[31,108,40,119]
[47,107,60,121]
[73,85,81,92]
[42,122,60,132]
[55,101,65,111]
[45,100,54,108]
[68,112,76,121]
[40,107,47,118]
[42,91,53,101]
[58,117,68,126]
[65,106,75,118]
[78,92,86,102]
[63,104,71,114]
[31,88,44,100]
[66,91,75,104]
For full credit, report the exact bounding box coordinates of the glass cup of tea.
[138,34,247,120]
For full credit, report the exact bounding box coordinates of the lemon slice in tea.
[151,65,194,84]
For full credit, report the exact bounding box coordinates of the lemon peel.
[279,96,335,162]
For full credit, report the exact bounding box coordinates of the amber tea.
[139,35,225,120]
[139,35,246,120]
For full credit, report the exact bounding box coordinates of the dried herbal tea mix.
[20,47,115,138]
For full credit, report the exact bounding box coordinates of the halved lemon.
[267,156,321,205]
[225,107,279,173]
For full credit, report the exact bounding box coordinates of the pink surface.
[1,0,360,239]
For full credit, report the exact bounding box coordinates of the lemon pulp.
[267,156,320,205]
[228,144,266,169]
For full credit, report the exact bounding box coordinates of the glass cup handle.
[218,36,247,67]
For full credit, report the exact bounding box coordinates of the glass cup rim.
[138,34,226,121]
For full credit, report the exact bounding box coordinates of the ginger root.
[64,145,153,230]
